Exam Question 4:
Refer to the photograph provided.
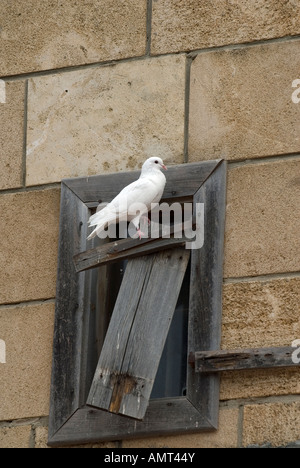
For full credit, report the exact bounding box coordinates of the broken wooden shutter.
[48,159,227,446]
[87,248,190,419]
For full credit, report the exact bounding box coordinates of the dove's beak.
[162,164,167,170]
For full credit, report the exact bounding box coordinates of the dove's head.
[142,157,167,173]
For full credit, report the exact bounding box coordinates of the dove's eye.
[154,160,158,164]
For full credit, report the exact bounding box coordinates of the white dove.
[87,157,167,240]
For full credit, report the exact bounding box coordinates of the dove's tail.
[87,231,96,241]
[87,209,119,241]
[87,227,101,240]
[87,220,109,240]
[88,207,108,226]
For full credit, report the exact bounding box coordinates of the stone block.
[222,277,300,349]
[34,427,49,449]
[0,188,60,304]
[0,302,55,421]
[0,80,24,189]
[35,426,117,448]
[152,0,300,55]
[220,276,300,400]
[221,368,300,401]
[224,159,300,277]
[123,408,239,448]
[0,425,31,448]
[189,40,300,161]
[0,0,147,75]
[26,56,186,185]
[243,401,300,447]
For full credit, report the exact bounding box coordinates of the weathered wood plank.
[48,398,213,446]
[63,160,222,205]
[74,221,196,272]
[192,346,299,373]
[87,255,155,413]
[74,237,184,272]
[187,161,227,426]
[49,182,92,438]
[87,248,190,420]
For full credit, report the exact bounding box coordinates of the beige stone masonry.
[221,368,300,401]
[0,302,55,421]
[35,426,117,448]
[0,81,25,189]
[189,40,300,161]
[0,189,60,304]
[222,277,300,349]
[220,276,300,400]
[34,427,51,449]
[0,0,147,76]
[224,158,300,278]
[0,425,31,448]
[26,56,186,186]
[243,401,300,446]
[152,0,300,55]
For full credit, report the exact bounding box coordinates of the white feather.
[87,157,167,240]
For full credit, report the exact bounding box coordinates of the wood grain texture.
[187,160,227,427]
[74,236,185,272]
[87,248,190,420]
[49,182,91,437]
[73,223,196,272]
[192,346,298,373]
[48,398,213,446]
[63,160,222,205]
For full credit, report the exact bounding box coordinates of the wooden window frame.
[48,159,226,447]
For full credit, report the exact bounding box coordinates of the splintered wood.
[87,248,190,420]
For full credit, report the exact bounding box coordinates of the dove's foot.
[135,228,146,240]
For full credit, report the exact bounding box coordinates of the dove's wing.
[88,177,164,227]
[110,176,165,212]
[87,180,137,227]
[87,179,158,240]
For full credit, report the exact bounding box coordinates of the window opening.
[151,261,190,399]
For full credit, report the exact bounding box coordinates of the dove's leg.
[130,214,147,239]
[135,227,146,240]
[138,215,150,239]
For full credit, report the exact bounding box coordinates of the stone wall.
[0,0,300,448]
